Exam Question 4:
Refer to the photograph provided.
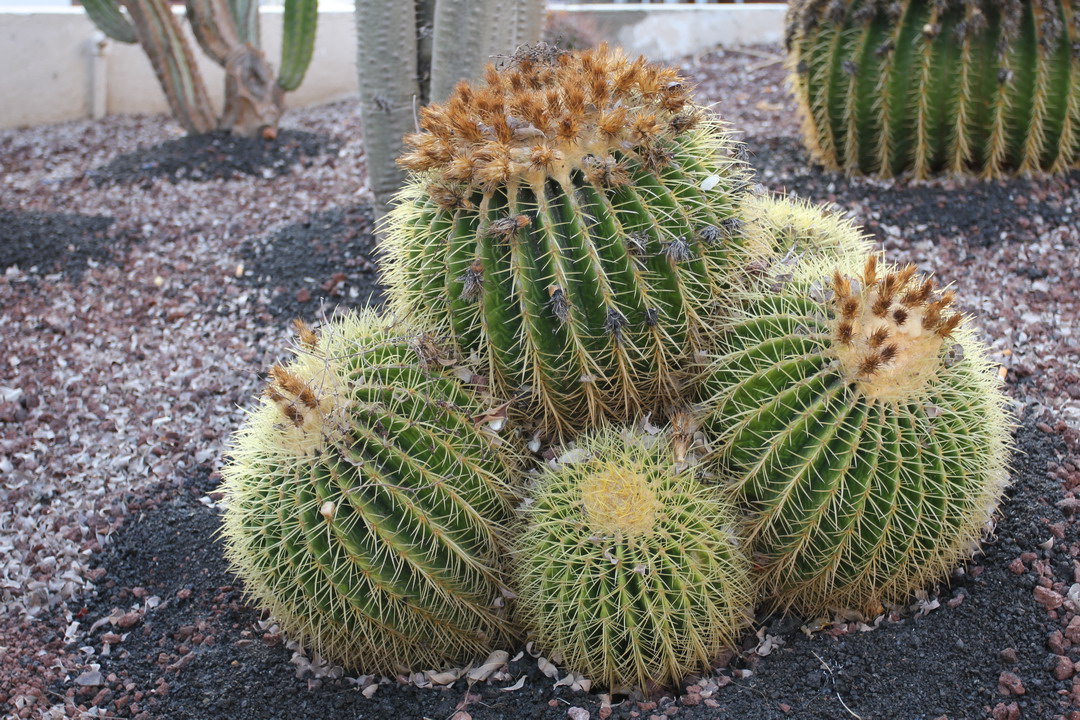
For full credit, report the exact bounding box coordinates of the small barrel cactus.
[738,192,872,268]
[381,44,751,438]
[786,0,1080,177]
[221,311,519,673]
[512,428,752,690]
[702,254,1011,615]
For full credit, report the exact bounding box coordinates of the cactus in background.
[82,0,319,137]
[512,428,752,690]
[381,45,751,438]
[354,0,547,219]
[221,311,519,672]
[702,252,1011,615]
[786,0,1080,178]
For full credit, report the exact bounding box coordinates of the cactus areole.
[787,0,1080,177]
[381,44,752,438]
[704,255,1011,615]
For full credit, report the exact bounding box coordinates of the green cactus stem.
[381,45,751,438]
[278,0,319,92]
[737,192,872,269]
[221,311,519,673]
[702,253,1011,615]
[83,0,138,43]
[786,0,1080,177]
[512,427,752,690]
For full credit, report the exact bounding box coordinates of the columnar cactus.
[702,254,1011,615]
[512,428,752,690]
[381,45,752,438]
[220,311,519,672]
[83,0,319,137]
[786,0,1080,177]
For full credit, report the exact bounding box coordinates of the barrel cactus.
[220,311,519,672]
[380,44,752,438]
[513,428,752,690]
[702,253,1011,615]
[786,0,1080,177]
[738,192,872,268]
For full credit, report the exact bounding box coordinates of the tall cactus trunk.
[120,0,218,135]
[187,0,284,138]
[356,0,547,222]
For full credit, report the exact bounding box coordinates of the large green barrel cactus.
[702,253,1011,615]
[787,0,1080,177]
[381,45,752,438]
[221,311,519,672]
[513,428,752,690]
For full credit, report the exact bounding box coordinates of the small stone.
[999,648,1018,664]
[1050,631,1069,655]
[1008,557,1026,575]
[682,693,701,706]
[75,670,102,687]
[176,588,191,600]
[998,671,1025,695]
[779,704,792,713]
[1035,586,1064,610]
[296,288,311,303]
[567,708,589,720]
[115,611,142,629]
[1067,617,1080,644]
[991,702,1020,720]
[1054,655,1074,681]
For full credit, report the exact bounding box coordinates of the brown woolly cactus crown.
[831,255,963,402]
[398,43,701,198]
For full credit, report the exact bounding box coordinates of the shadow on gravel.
[88,130,339,186]
[746,134,1080,249]
[238,204,384,323]
[57,413,1074,720]
[0,209,122,280]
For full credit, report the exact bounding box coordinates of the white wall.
[0,4,787,130]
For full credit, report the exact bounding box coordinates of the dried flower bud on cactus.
[701,252,1011,615]
[382,44,752,439]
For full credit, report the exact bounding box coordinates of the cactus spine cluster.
[512,429,752,690]
[787,0,1080,177]
[221,311,519,673]
[381,44,751,438]
[83,0,318,137]
[702,253,1011,614]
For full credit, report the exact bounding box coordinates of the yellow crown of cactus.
[702,253,1012,615]
[381,44,752,439]
[512,428,753,690]
[220,310,520,673]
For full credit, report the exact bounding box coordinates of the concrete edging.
[0,3,786,130]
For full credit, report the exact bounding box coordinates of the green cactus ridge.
[513,428,753,690]
[381,45,752,439]
[220,311,519,673]
[787,0,1080,177]
[702,253,1012,615]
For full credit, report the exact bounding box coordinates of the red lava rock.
[1009,557,1027,575]
[1055,655,1075,680]
[1000,648,1019,663]
[664,707,680,716]
[296,288,311,303]
[991,702,1020,720]
[779,703,792,713]
[682,693,701,706]
[1036,586,1065,610]
[101,633,122,644]
[598,708,612,720]
[1050,631,1070,655]
[638,702,658,712]
[176,588,191,600]
[704,699,720,709]
[115,611,142,629]
[715,675,732,687]
[947,593,965,609]
[998,671,1026,696]
[1068,617,1080,644]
